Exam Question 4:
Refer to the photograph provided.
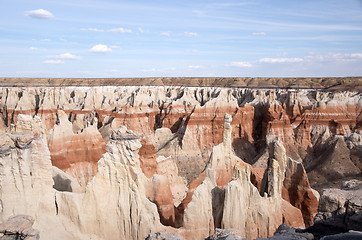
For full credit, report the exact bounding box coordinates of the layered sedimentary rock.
[282,158,319,227]
[2,86,360,184]
[54,127,163,240]
[47,110,106,188]
[0,81,361,240]
[221,135,307,240]
[0,116,163,239]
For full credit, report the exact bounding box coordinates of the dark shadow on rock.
[302,223,347,240]
[52,175,72,192]
[232,137,257,165]
[211,187,225,229]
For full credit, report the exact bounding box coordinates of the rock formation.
[0,115,163,239]
[47,110,107,188]
[54,127,164,240]
[145,231,185,240]
[0,215,40,240]
[220,135,309,240]
[0,80,361,239]
[314,179,362,231]
[282,158,319,227]
[319,231,362,240]
[1,86,360,185]
[205,228,245,240]
[259,223,314,240]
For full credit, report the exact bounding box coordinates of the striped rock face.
[47,110,107,188]
[0,85,361,239]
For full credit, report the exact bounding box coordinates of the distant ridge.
[0,77,361,90]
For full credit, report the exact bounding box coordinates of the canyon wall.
[0,84,361,239]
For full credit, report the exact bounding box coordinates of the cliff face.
[0,85,361,239]
[1,86,360,183]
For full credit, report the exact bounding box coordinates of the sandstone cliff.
[0,81,361,239]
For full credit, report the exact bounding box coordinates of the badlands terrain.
[0,77,361,240]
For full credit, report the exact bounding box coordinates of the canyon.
[0,77,361,240]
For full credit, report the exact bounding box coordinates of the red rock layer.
[145,175,176,226]
[48,131,106,186]
[243,162,318,227]
[49,133,105,169]
[282,159,318,227]
[281,200,305,228]
[4,103,256,162]
[140,139,178,226]
[139,139,158,178]
[302,105,360,133]
[263,104,303,160]
[175,171,207,227]
[5,101,360,162]
[250,168,265,192]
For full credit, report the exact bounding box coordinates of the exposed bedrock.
[314,179,362,232]
[0,117,163,239]
[1,87,360,183]
[0,215,40,240]
[47,110,106,189]
[0,86,361,239]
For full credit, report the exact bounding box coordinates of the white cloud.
[252,32,266,36]
[54,53,81,60]
[256,53,362,66]
[160,31,171,37]
[81,28,104,32]
[43,60,64,64]
[109,27,132,33]
[90,44,112,53]
[141,67,176,72]
[349,53,362,59]
[26,9,54,19]
[138,27,144,33]
[184,32,199,37]
[188,65,203,69]
[229,61,253,67]
[316,53,362,62]
[160,31,198,37]
[259,57,304,63]
[81,27,132,33]
[29,47,37,51]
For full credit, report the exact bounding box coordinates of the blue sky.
[1,0,362,77]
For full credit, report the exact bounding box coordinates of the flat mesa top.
[0,77,361,90]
